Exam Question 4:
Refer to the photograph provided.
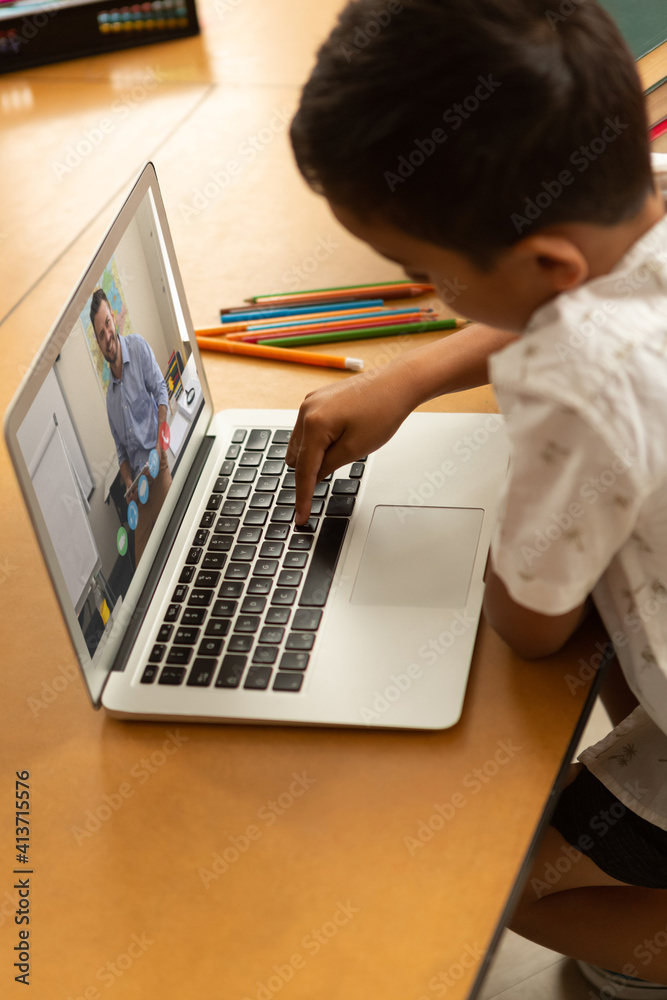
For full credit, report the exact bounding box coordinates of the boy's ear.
[509,233,589,293]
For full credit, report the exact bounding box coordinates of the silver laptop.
[4,162,509,730]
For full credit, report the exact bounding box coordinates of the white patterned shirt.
[489,155,667,830]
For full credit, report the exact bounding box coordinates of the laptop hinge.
[110,434,215,673]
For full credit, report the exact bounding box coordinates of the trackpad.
[350,505,483,608]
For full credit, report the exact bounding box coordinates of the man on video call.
[90,288,171,565]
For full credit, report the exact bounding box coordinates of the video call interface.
[17,188,204,661]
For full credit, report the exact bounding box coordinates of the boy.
[284,0,667,995]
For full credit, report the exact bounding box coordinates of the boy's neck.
[569,184,665,281]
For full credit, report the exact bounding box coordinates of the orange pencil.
[195,335,363,371]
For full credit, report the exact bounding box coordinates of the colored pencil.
[244,280,435,306]
[200,306,431,338]
[219,299,385,320]
[256,318,466,348]
[195,335,363,371]
[224,311,430,344]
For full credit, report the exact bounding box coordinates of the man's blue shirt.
[106,334,169,477]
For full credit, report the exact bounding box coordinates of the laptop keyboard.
[139,428,364,694]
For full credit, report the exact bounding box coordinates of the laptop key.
[225,563,250,580]
[218,582,243,598]
[271,588,297,606]
[201,553,226,570]
[260,541,284,558]
[238,527,262,544]
[232,429,247,444]
[157,624,173,642]
[179,565,195,583]
[208,534,232,551]
[247,577,272,595]
[255,559,278,576]
[265,607,291,625]
[325,495,355,517]
[205,619,230,637]
[187,659,216,687]
[244,666,272,689]
[234,467,257,483]
[212,476,229,492]
[167,647,193,665]
[288,533,313,551]
[194,529,209,546]
[188,588,214,607]
[277,569,302,587]
[212,599,237,617]
[198,638,223,657]
[273,672,303,692]
[195,569,220,587]
[262,460,284,475]
[313,482,330,497]
[234,615,260,633]
[228,484,252,500]
[349,462,365,478]
[252,646,278,665]
[259,626,284,644]
[206,494,222,510]
[267,444,287,459]
[219,460,235,476]
[272,429,292,444]
[265,524,289,541]
[299,517,348,607]
[187,546,203,564]
[294,517,318,532]
[159,666,187,685]
[200,511,215,529]
[182,608,205,625]
[246,429,271,451]
[332,478,359,495]
[279,652,310,671]
[225,443,241,459]
[141,664,159,683]
[249,493,273,509]
[215,655,246,688]
[241,595,266,614]
[239,451,262,467]
[149,643,166,662]
[231,544,257,561]
[172,584,188,603]
[164,603,181,622]
[271,506,294,523]
[283,551,308,569]
[256,476,280,492]
[243,509,268,526]
[292,608,322,631]
[285,632,315,651]
[222,500,245,516]
[215,516,239,533]
[227,635,253,652]
[174,626,200,645]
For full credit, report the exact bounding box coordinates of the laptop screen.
[7,166,210,702]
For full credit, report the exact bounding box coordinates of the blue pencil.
[219,299,385,322]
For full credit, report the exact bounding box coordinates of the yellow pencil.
[195,335,363,371]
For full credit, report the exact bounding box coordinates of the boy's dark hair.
[291,0,652,268]
[90,288,110,334]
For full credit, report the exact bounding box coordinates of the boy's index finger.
[293,438,326,524]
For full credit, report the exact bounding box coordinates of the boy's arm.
[484,563,591,660]
[287,323,517,523]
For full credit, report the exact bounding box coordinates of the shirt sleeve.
[139,338,169,410]
[490,392,643,615]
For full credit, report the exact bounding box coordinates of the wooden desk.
[0,5,604,998]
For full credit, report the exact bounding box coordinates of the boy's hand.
[286,360,416,524]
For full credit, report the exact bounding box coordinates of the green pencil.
[256,318,465,347]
